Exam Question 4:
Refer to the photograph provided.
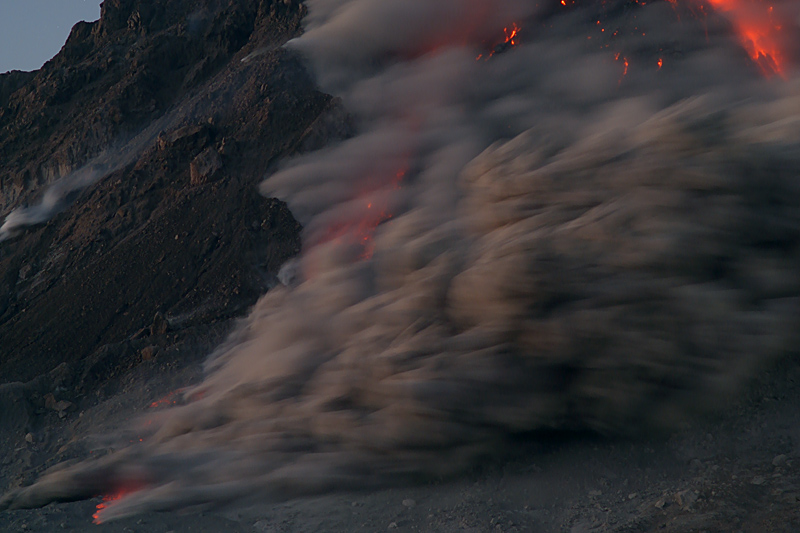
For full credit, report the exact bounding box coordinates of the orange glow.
[148,388,184,408]
[314,166,407,261]
[614,53,630,84]
[93,482,146,524]
[703,0,787,76]
[147,387,205,409]
[479,23,522,61]
[560,0,792,80]
[504,23,521,46]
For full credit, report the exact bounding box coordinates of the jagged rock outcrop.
[0,0,314,214]
[0,0,350,383]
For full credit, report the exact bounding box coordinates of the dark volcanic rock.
[0,71,36,109]
[189,146,223,185]
[0,0,343,383]
[0,0,313,214]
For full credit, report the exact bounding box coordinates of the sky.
[0,0,101,74]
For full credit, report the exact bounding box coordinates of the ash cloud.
[0,111,180,242]
[4,0,800,520]
[0,163,108,241]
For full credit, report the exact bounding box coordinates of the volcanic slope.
[0,0,355,384]
[0,0,353,495]
[2,1,800,532]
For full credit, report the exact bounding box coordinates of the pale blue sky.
[0,0,101,73]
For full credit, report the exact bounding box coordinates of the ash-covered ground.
[2,0,800,531]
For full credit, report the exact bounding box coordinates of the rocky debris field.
[0,354,799,532]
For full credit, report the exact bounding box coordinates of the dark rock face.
[0,0,315,212]
[0,0,343,383]
[0,71,36,110]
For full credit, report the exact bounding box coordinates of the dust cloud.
[3,0,800,521]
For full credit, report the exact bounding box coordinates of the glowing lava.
[702,0,787,76]
[314,166,406,261]
[148,388,184,408]
[503,23,521,47]
[93,493,121,523]
[558,0,791,80]
[477,23,522,60]
[93,483,146,524]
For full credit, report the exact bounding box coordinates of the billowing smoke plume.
[4,0,800,521]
